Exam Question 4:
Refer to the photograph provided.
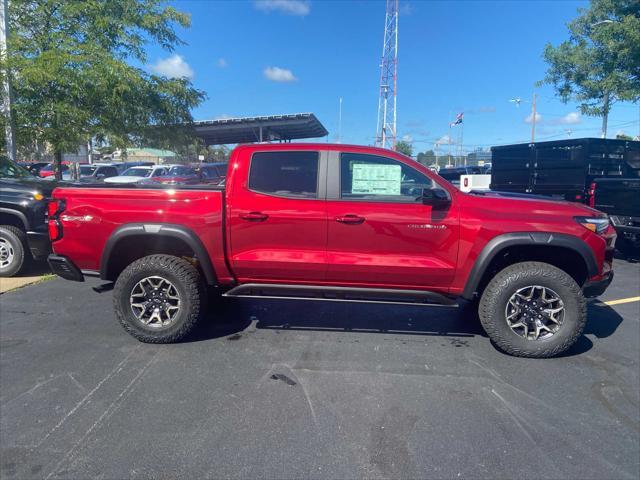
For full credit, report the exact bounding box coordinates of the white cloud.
[264,66,297,82]
[401,134,413,142]
[524,112,542,124]
[217,58,228,68]
[254,0,310,16]
[150,54,194,79]
[436,135,453,145]
[556,112,581,125]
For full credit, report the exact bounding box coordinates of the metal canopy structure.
[193,113,328,146]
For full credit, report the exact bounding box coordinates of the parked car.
[103,165,168,184]
[18,162,49,176]
[590,177,640,257]
[490,138,640,202]
[151,165,200,185]
[117,161,153,174]
[198,162,228,184]
[0,156,54,276]
[47,143,615,358]
[39,162,70,178]
[437,166,484,187]
[79,164,120,182]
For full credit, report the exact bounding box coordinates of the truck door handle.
[240,212,269,222]
[335,214,365,225]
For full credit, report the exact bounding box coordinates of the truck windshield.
[122,168,152,177]
[0,156,34,178]
[80,165,97,176]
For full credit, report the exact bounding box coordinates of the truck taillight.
[464,178,469,188]
[587,182,596,208]
[48,199,65,241]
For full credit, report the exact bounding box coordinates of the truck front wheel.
[478,261,586,358]
[0,226,28,277]
[113,255,205,343]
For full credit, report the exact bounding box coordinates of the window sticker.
[351,163,401,195]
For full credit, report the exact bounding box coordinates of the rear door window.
[249,151,319,199]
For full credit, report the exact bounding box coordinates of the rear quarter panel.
[51,187,233,283]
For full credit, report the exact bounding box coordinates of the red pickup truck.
[47,144,615,357]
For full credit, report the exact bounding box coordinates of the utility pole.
[601,92,609,138]
[530,93,537,143]
[0,0,16,161]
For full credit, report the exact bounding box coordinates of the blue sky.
[146,0,639,152]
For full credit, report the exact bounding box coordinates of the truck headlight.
[575,216,610,235]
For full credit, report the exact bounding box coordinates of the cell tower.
[375,0,399,150]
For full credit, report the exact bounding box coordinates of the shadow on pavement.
[191,297,484,343]
[189,296,626,357]
[17,259,51,277]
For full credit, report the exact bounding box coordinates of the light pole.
[0,0,16,160]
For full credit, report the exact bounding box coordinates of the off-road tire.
[0,225,29,277]
[478,261,586,358]
[113,255,205,343]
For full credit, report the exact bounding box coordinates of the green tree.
[416,149,436,166]
[539,0,639,133]
[1,0,205,178]
[395,140,413,157]
[616,133,634,140]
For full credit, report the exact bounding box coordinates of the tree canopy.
[539,0,639,117]
[395,140,413,157]
[1,0,205,171]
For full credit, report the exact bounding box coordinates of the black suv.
[0,156,55,276]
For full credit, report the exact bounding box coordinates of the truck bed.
[50,186,232,282]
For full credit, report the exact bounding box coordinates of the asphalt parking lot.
[1,259,638,479]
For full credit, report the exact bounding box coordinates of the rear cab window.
[249,151,319,199]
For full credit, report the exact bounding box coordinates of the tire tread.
[478,261,586,358]
[113,254,204,343]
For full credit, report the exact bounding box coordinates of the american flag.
[450,112,464,127]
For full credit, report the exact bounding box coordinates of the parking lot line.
[603,296,640,306]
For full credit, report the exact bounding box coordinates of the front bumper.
[47,254,84,282]
[582,271,613,298]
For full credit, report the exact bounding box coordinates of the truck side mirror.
[421,188,450,206]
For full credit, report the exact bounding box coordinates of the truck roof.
[491,137,639,151]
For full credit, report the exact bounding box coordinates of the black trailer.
[490,138,640,202]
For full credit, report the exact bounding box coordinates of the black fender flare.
[100,223,217,285]
[462,232,598,300]
[0,207,29,230]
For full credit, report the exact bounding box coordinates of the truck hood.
[465,190,603,217]
[0,176,58,197]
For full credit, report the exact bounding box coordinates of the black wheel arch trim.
[100,223,217,285]
[462,232,598,300]
[0,207,29,230]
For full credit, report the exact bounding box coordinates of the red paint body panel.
[51,187,233,283]
[227,146,327,282]
[50,143,614,296]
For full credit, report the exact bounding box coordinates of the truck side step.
[222,283,457,307]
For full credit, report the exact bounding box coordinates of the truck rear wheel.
[113,255,205,343]
[478,261,586,358]
[0,225,29,277]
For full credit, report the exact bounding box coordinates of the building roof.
[193,113,328,145]
[127,148,177,157]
